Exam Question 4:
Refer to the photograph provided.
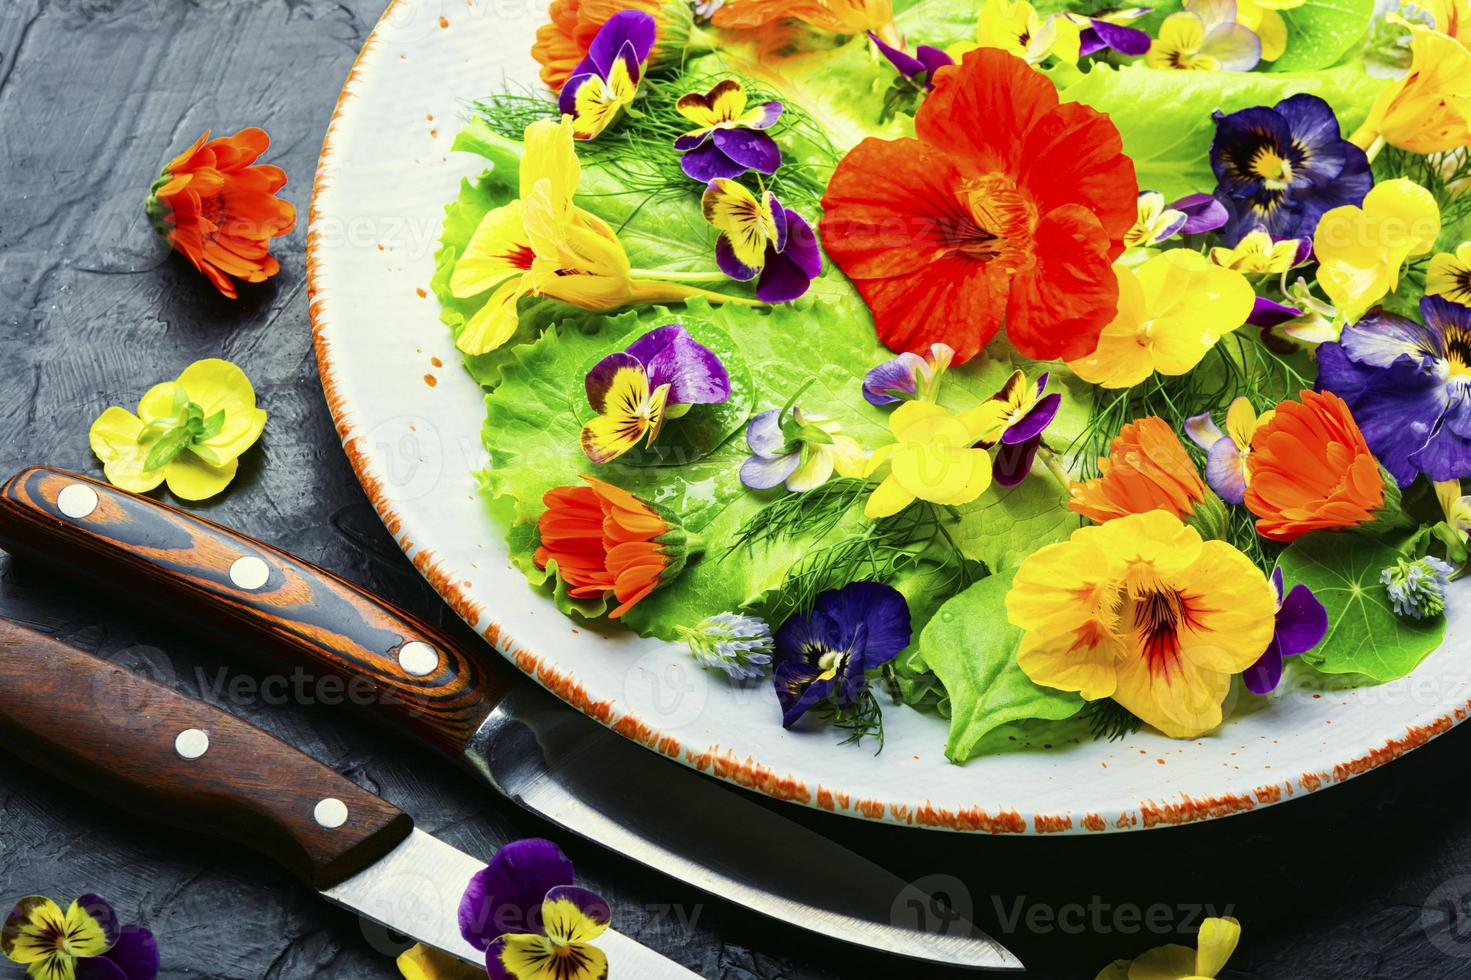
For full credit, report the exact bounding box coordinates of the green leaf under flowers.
[919,569,1085,764]
[1059,63,1389,200]
[1275,531,1447,682]
[1267,0,1376,73]
[945,458,1082,573]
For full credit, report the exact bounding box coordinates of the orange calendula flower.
[1068,417,1214,527]
[532,0,695,91]
[146,128,296,300]
[534,476,695,617]
[712,0,903,46]
[1008,511,1275,738]
[1243,389,1390,542]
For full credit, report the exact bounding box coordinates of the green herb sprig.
[136,387,226,472]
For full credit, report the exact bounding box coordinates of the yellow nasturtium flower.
[1095,917,1243,980]
[1313,178,1442,322]
[1351,25,1471,153]
[1067,250,1256,389]
[955,0,1083,64]
[863,401,997,519]
[1427,242,1471,304]
[88,358,266,501]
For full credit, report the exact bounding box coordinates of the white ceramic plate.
[307,0,1471,834]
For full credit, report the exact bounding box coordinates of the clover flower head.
[679,612,774,679]
[1382,555,1454,619]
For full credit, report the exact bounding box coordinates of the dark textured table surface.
[4,2,1471,978]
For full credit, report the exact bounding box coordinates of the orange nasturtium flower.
[712,0,904,47]
[1243,389,1390,542]
[1068,417,1223,535]
[534,476,696,617]
[1008,511,1275,739]
[146,128,296,300]
[532,0,696,90]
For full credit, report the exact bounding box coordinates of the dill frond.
[830,687,886,752]
[1081,699,1143,742]
[725,478,869,556]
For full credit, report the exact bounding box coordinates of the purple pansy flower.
[702,179,823,303]
[772,581,911,728]
[558,10,657,140]
[1316,296,1471,487]
[868,31,955,89]
[674,78,784,181]
[582,324,730,464]
[1245,567,1328,694]
[2,894,159,980]
[1067,7,1154,56]
[459,839,612,980]
[862,343,954,406]
[979,369,1063,487]
[1210,93,1374,247]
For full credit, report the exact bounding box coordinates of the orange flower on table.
[146,128,296,300]
[819,49,1137,364]
[534,476,695,617]
[1069,417,1210,525]
[711,0,902,46]
[1243,389,1388,542]
[532,0,692,90]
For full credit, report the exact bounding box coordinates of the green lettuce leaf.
[1269,0,1376,73]
[1060,63,1390,199]
[947,465,1082,573]
[919,569,1085,763]
[1276,531,1447,682]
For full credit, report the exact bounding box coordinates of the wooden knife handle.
[0,466,511,757]
[0,619,413,889]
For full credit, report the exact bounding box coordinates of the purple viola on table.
[674,79,783,181]
[868,31,954,89]
[772,581,911,728]
[862,342,954,406]
[2,893,159,980]
[458,838,612,980]
[1316,296,1471,487]
[1245,567,1328,694]
[558,10,656,140]
[978,369,1063,487]
[581,324,730,464]
[1210,93,1373,247]
[702,179,822,302]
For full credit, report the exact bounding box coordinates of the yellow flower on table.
[1427,242,1471,305]
[1007,511,1274,738]
[397,944,484,980]
[1096,916,1241,980]
[1313,178,1441,323]
[88,358,266,501]
[1067,250,1255,390]
[863,401,998,519]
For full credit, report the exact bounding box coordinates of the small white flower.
[678,612,774,680]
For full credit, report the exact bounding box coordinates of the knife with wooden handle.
[0,466,1022,971]
[0,619,697,976]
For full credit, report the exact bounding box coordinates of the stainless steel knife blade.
[467,684,1024,972]
[325,828,701,978]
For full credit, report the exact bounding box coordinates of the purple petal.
[1089,18,1152,54]
[1079,28,1109,56]
[75,961,127,980]
[74,895,121,950]
[779,207,822,279]
[1003,392,1061,445]
[643,329,731,405]
[95,927,159,980]
[773,659,834,727]
[624,323,684,365]
[994,436,1043,487]
[543,885,613,934]
[769,195,789,255]
[745,408,786,455]
[485,936,516,980]
[1243,641,1284,695]
[583,10,656,79]
[558,73,595,117]
[741,451,800,490]
[1271,565,1285,603]
[680,141,749,181]
[748,101,784,129]
[1205,437,1247,505]
[1169,193,1229,234]
[1033,371,1050,400]
[584,351,644,414]
[915,45,955,85]
[815,581,911,664]
[711,128,782,174]
[674,130,712,152]
[459,838,575,948]
[1184,412,1225,451]
[869,30,926,77]
[716,235,760,281]
[1248,295,1303,329]
[863,353,924,406]
[1276,583,1328,656]
[756,249,816,303]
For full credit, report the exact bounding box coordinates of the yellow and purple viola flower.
[772,581,912,727]
[740,401,866,492]
[862,342,955,406]
[1244,566,1328,694]
[977,370,1063,487]
[458,838,611,980]
[2,894,158,980]
[1316,295,1471,487]
[1124,192,1229,250]
[1066,5,1154,56]
[1184,397,1273,504]
[558,10,657,140]
[1428,242,1471,305]
[868,31,955,89]
[702,179,823,302]
[581,324,730,464]
[674,79,784,182]
[1146,0,1261,71]
[1208,228,1311,274]
[1209,94,1373,247]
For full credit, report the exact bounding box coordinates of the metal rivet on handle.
[398,641,438,677]
[175,729,210,760]
[56,484,98,519]
[229,555,270,591]
[314,798,349,829]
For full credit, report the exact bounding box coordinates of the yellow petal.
[520,116,580,208]
[1368,178,1442,258]
[1146,13,1206,69]
[865,474,915,518]
[1255,7,1287,60]
[1194,917,1241,976]
[1,896,68,965]
[830,435,870,477]
[136,380,180,423]
[702,179,776,269]
[1127,943,1199,980]
[396,943,484,980]
[452,200,532,298]
[1094,960,1134,980]
[62,898,114,957]
[1140,252,1254,375]
[457,276,528,355]
[1426,242,1471,303]
[89,406,165,493]
[1224,397,1258,450]
[175,359,267,463]
[165,452,239,501]
[1047,13,1084,63]
[1069,264,1154,388]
